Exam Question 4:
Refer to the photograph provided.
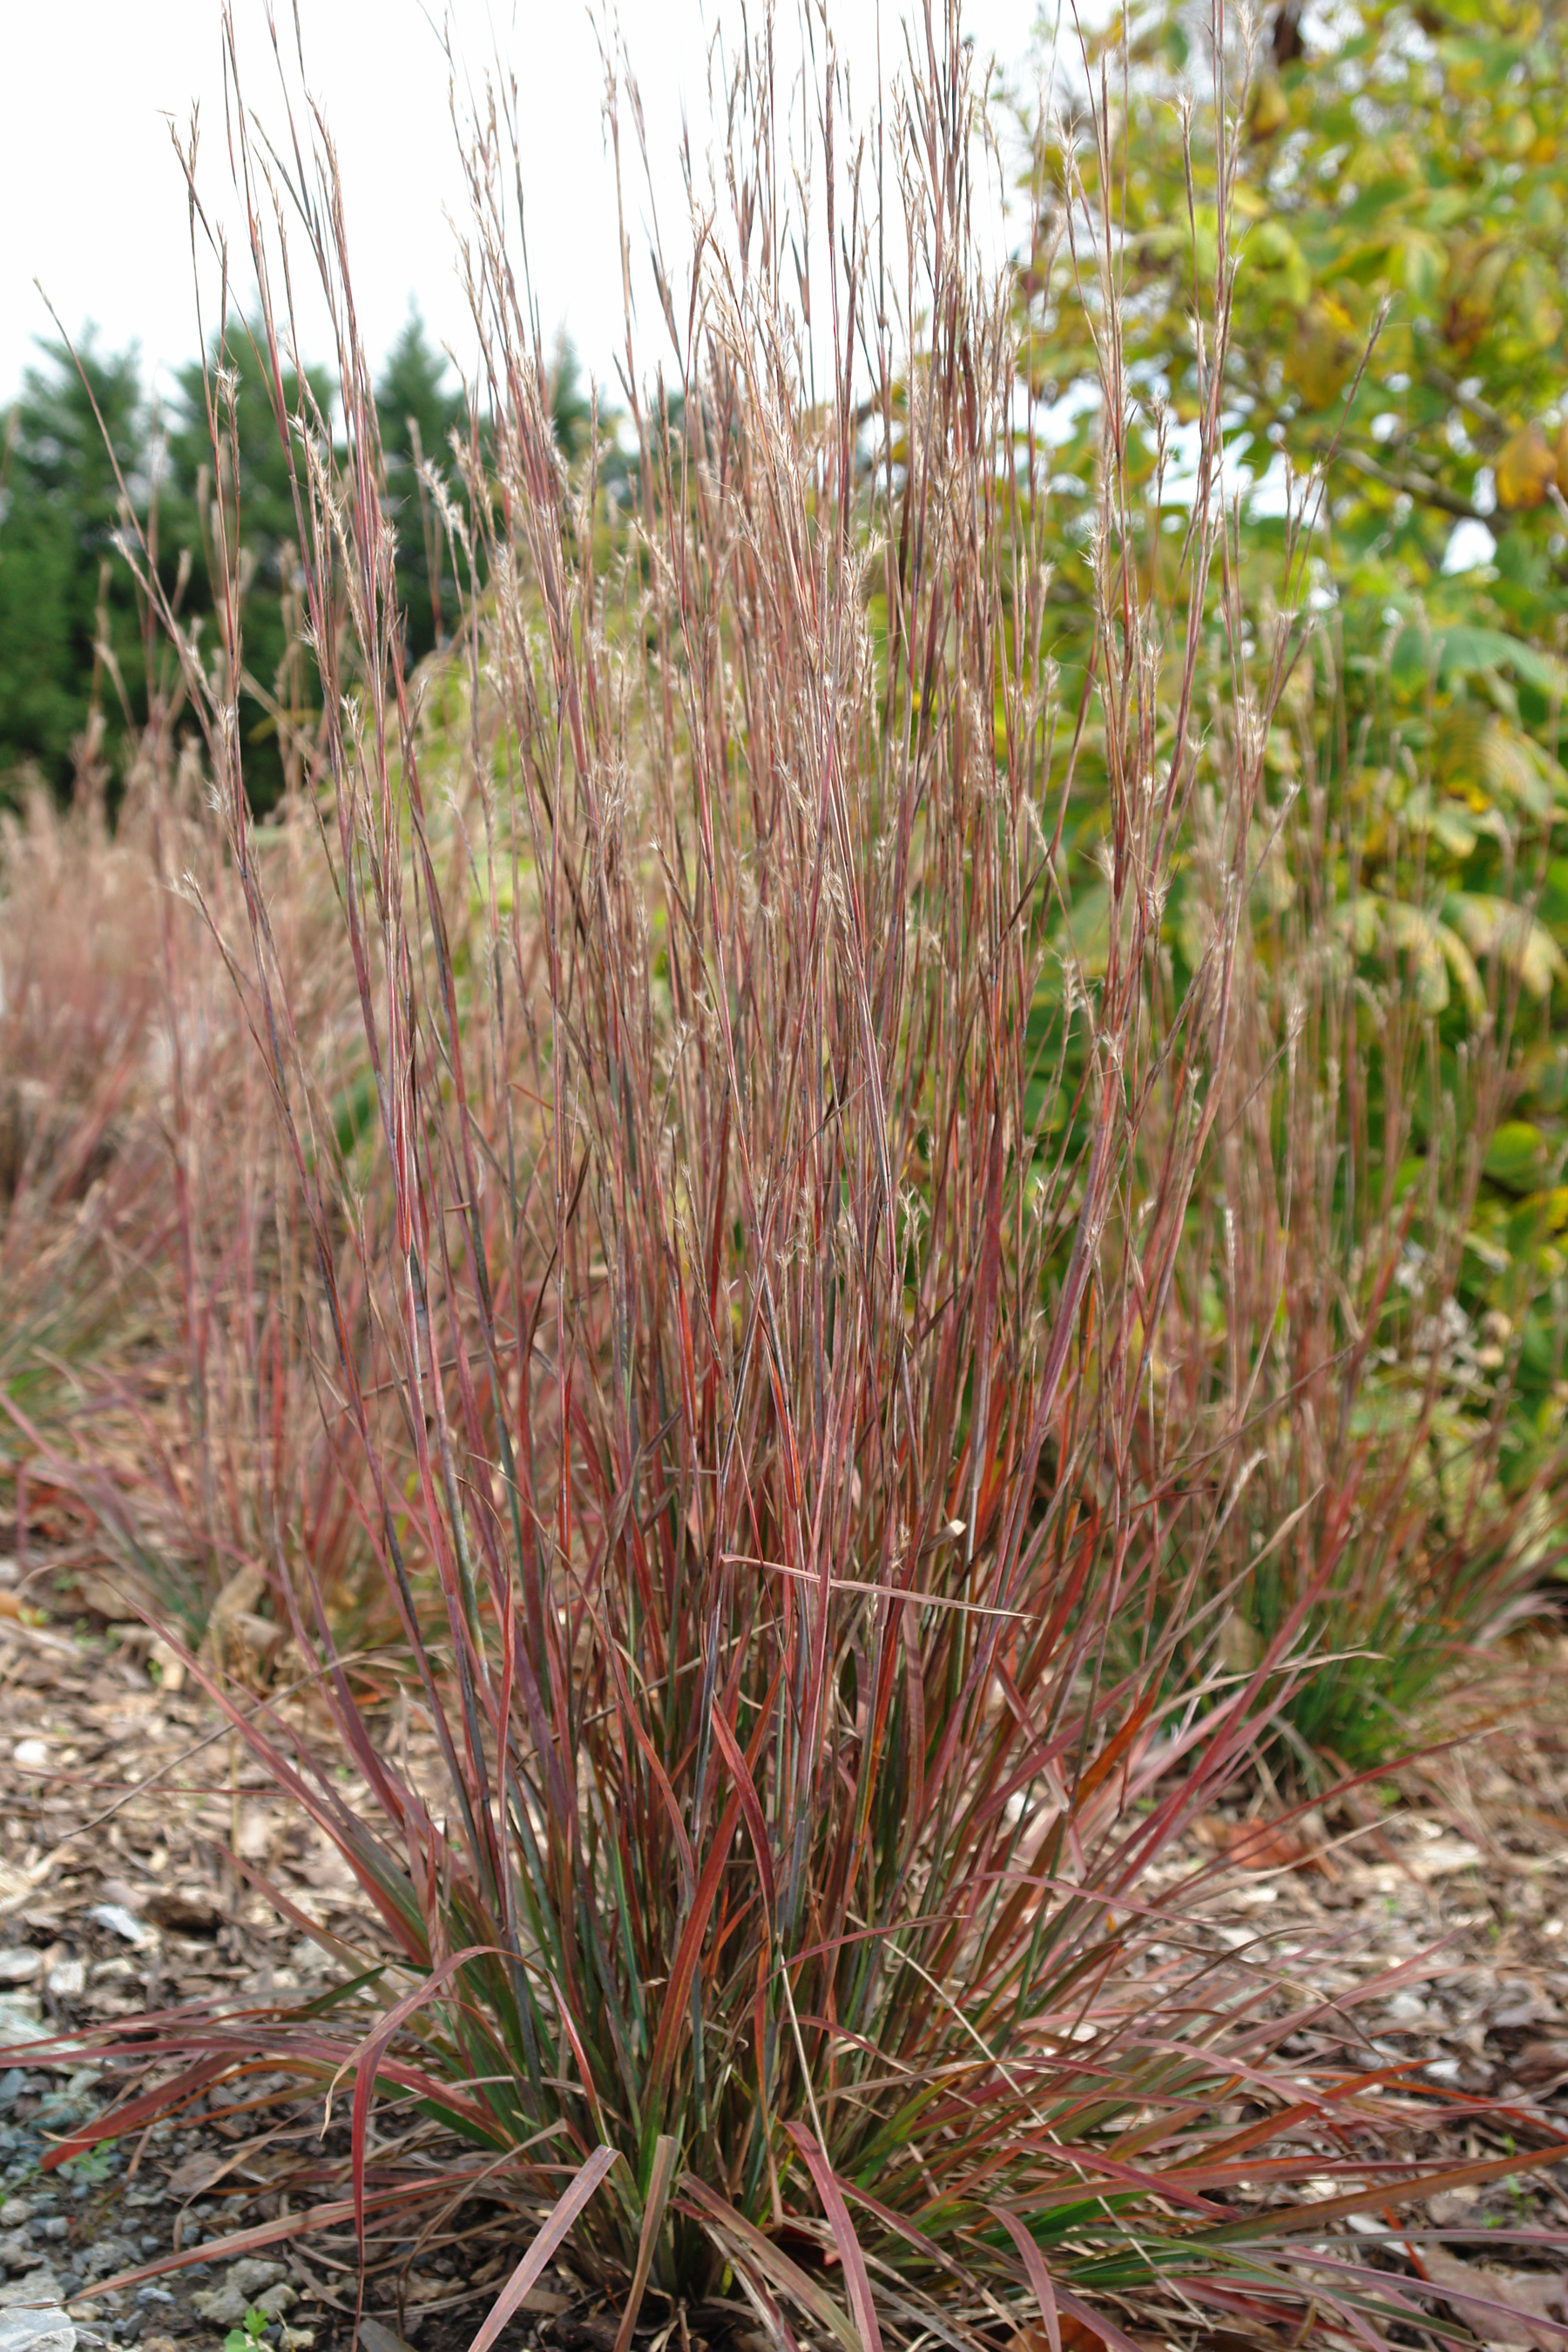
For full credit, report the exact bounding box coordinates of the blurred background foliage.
[0,309,597,810]
[1004,0,1568,1756]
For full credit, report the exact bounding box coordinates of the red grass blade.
[468,2146,624,2352]
[781,2125,883,2352]
[990,2206,1061,2352]
[611,2132,680,2352]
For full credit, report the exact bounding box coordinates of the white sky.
[3,0,1051,416]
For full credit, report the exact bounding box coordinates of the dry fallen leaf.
[360,2322,420,2352]
[1420,2246,1568,2352]
[1197,1814,1322,1874]
[1225,1819,1317,1872]
[1006,2318,1125,2352]
[1513,2038,1568,2092]
[166,2148,226,2200]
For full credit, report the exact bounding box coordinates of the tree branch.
[1333,442,1495,525]
[1423,364,1511,441]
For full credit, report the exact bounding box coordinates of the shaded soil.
[3,1551,1567,2352]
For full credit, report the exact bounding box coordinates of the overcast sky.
[3,0,1050,415]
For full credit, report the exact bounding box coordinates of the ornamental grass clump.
[51,3,1565,2344]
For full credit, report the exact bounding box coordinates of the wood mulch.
[2,1546,1567,2352]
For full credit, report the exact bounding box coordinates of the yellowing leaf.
[1402,787,1479,859]
[1436,705,1565,819]
[1400,231,1445,304]
[1247,69,1289,139]
[1495,422,1558,511]
[1441,238,1510,358]
[1284,295,1360,409]
[1446,893,1568,999]
[1334,893,1484,1014]
[1485,1122,1551,1193]
[1243,219,1311,310]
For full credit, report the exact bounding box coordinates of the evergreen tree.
[376,308,469,666]
[0,335,150,796]
[164,323,337,813]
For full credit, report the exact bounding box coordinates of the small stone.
[224,2263,284,2301]
[131,2295,171,2312]
[43,1967,82,2005]
[0,2005,44,2051]
[0,2275,63,2314]
[75,2250,135,2293]
[39,2228,65,2248]
[0,2308,75,2352]
[10,1746,47,1774]
[0,1963,40,1991]
[190,2263,292,2330]
[0,2213,26,2233]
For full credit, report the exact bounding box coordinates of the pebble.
[43,1966,83,2004]
[0,1963,40,1991]
[10,1745,47,1774]
[0,2309,75,2352]
[190,2261,293,2330]
[0,2275,63,2314]
[0,2213,27,2233]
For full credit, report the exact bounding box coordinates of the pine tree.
[0,335,149,796]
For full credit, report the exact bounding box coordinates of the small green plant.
[223,2306,273,2352]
